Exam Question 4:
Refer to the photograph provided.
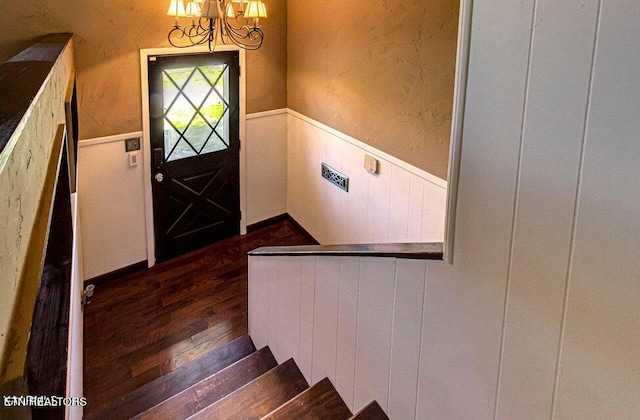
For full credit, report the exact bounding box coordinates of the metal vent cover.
[321,163,349,192]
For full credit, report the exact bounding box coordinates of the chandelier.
[167,0,267,51]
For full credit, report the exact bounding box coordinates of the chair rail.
[248,242,443,260]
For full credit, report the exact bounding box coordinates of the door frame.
[140,45,247,268]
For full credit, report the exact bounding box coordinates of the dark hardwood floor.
[83,221,312,418]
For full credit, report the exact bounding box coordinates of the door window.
[162,64,230,162]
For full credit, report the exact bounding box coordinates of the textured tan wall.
[0,0,287,140]
[287,0,458,179]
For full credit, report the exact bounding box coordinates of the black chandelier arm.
[185,21,208,38]
[168,23,211,48]
[222,12,265,45]
[167,15,264,51]
[221,19,264,50]
[223,12,250,31]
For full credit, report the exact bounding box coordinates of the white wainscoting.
[78,133,148,280]
[245,109,288,225]
[287,110,447,245]
[248,255,431,418]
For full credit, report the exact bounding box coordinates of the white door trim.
[139,45,247,268]
[444,0,474,264]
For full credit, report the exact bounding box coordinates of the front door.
[148,52,240,262]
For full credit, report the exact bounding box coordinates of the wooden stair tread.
[260,377,352,420]
[188,358,309,420]
[134,346,278,419]
[86,335,256,419]
[350,401,389,420]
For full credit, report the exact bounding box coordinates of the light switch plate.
[128,151,139,167]
[125,137,141,152]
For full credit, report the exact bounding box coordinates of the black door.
[149,52,240,262]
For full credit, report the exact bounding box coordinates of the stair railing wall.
[248,252,438,419]
[0,34,82,419]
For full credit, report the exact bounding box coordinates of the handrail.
[249,242,443,260]
[0,33,72,157]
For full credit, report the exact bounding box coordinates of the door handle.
[155,173,164,183]
[153,147,164,169]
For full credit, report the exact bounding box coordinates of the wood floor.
[83,221,312,418]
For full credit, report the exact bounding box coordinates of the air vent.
[321,163,349,192]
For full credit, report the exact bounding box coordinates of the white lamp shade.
[200,0,221,18]
[225,2,235,18]
[244,0,267,18]
[185,1,201,16]
[167,0,188,17]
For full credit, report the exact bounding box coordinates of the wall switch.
[125,137,141,152]
[128,151,139,167]
[364,154,378,174]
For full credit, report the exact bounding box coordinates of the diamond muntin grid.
[162,65,230,161]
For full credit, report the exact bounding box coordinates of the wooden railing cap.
[248,242,443,260]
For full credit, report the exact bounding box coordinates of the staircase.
[87,335,388,419]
